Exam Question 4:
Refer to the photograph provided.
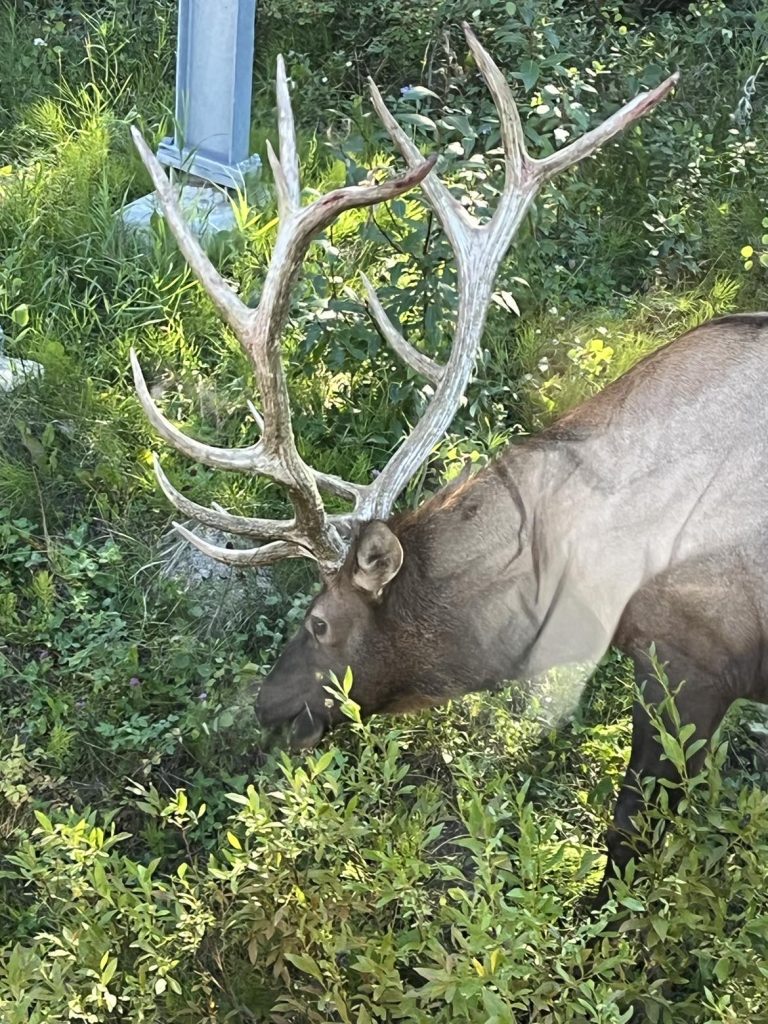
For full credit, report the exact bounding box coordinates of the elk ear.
[352,520,404,598]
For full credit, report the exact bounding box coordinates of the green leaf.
[11,304,29,327]
[226,792,249,806]
[34,810,53,832]
[92,859,110,898]
[312,749,336,776]
[101,957,118,986]
[226,831,242,850]
[651,915,669,940]
[518,59,540,91]
[7,944,33,996]
[619,896,645,912]
[285,952,325,982]
[714,957,732,983]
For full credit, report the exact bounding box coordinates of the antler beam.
[357,23,678,520]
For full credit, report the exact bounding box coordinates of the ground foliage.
[2,0,768,1020]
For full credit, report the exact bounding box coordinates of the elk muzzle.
[256,637,337,750]
[256,683,332,750]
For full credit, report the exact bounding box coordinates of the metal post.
[157,0,261,189]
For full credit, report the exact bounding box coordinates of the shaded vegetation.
[2,0,768,1020]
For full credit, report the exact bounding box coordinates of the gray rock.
[0,356,44,393]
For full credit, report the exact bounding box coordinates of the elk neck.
[380,438,619,697]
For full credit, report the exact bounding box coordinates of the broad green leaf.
[518,59,540,91]
[285,952,324,982]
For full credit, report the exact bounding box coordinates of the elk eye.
[312,616,328,640]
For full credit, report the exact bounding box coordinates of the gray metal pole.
[157,0,261,189]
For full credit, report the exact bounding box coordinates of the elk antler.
[131,55,435,575]
[358,24,678,520]
[132,30,678,574]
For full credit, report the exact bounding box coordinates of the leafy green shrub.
[1,671,767,1022]
[0,1,175,142]
[257,0,768,301]
[0,510,288,808]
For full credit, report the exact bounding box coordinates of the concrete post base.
[120,183,244,246]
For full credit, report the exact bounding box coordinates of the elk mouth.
[288,705,328,750]
[257,702,329,751]
[257,685,330,750]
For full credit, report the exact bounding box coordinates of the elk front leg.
[596,654,729,906]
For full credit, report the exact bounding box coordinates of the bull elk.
[130,25,768,898]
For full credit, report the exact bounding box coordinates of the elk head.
[131,25,678,748]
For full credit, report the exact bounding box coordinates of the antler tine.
[130,128,251,335]
[463,23,530,191]
[274,56,301,212]
[313,471,365,505]
[171,522,307,568]
[360,272,444,385]
[156,454,362,542]
[534,71,680,183]
[265,139,294,220]
[135,346,360,504]
[368,78,475,247]
[152,455,296,539]
[246,399,264,431]
[131,349,290,479]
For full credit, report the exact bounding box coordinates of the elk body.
[258,312,768,891]
[130,27,767,894]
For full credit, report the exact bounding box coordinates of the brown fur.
[257,313,768,898]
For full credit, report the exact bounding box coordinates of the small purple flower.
[75,699,86,710]
[129,676,141,688]
[400,85,412,96]
[198,691,208,702]
[38,649,50,661]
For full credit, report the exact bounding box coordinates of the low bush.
[1,664,768,1022]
